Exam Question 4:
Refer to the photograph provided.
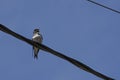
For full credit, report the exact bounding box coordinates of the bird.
[32,29,43,59]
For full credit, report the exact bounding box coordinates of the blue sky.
[0,0,120,80]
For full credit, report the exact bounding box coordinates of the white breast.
[32,34,42,43]
[32,34,40,39]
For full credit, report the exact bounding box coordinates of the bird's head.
[33,29,39,34]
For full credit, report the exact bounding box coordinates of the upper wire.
[87,0,120,14]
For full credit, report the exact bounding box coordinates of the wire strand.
[87,0,120,14]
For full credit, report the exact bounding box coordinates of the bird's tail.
[34,54,38,59]
[33,47,39,59]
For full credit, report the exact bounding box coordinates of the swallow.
[32,29,43,59]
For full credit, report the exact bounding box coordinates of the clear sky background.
[0,0,120,80]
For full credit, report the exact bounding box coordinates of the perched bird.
[32,29,43,59]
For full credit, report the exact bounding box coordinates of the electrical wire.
[87,0,120,14]
[0,24,115,80]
